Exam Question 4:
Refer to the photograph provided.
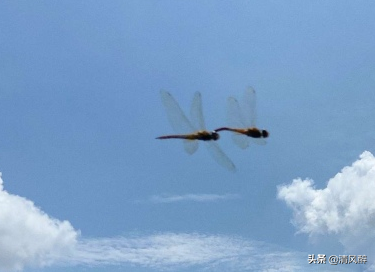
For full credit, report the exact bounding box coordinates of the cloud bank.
[0,173,303,272]
[0,173,78,271]
[278,151,375,269]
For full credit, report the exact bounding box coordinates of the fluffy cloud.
[278,151,375,264]
[0,173,78,271]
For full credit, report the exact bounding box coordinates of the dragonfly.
[156,90,236,171]
[215,87,269,149]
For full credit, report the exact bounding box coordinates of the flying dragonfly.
[215,87,269,149]
[156,90,236,171]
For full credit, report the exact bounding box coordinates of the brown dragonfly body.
[215,127,268,139]
[156,90,235,171]
[156,130,219,141]
[215,87,268,149]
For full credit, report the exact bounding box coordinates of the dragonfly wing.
[183,140,199,154]
[190,91,206,130]
[160,90,195,134]
[227,97,246,128]
[250,137,267,145]
[231,133,250,149]
[227,96,249,148]
[204,141,236,172]
[242,87,257,127]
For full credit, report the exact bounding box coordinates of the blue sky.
[1,1,375,271]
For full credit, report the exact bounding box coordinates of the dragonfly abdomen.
[156,135,192,140]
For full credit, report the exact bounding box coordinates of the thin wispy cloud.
[61,233,306,271]
[278,151,375,271]
[146,193,240,204]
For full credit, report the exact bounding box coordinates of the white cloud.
[61,233,305,271]
[278,151,375,270]
[0,173,78,272]
[146,193,240,204]
[0,173,313,272]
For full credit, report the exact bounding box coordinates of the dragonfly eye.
[212,131,220,141]
[262,130,269,138]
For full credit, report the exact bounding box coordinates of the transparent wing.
[227,96,249,148]
[243,87,267,145]
[190,91,205,130]
[204,141,236,172]
[160,90,195,134]
[160,90,199,154]
[227,97,246,128]
[241,87,257,127]
[183,140,199,154]
[232,134,250,149]
[190,91,235,169]
[250,138,267,145]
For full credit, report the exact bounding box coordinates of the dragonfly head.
[211,131,220,141]
[261,130,269,138]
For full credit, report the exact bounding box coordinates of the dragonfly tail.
[156,135,188,140]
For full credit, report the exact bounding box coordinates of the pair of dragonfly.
[156,87,269,171]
